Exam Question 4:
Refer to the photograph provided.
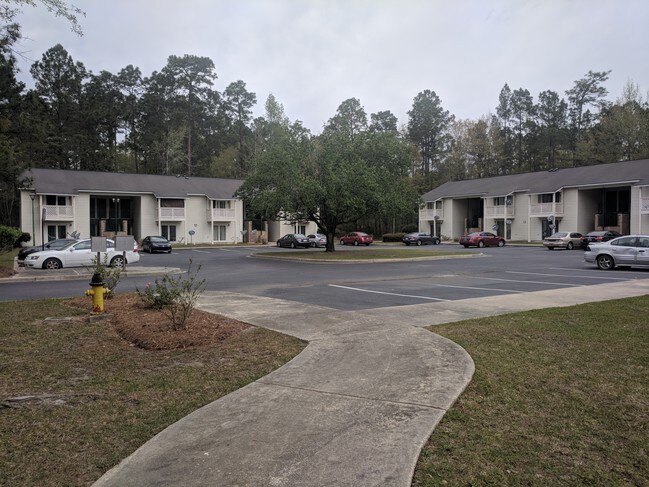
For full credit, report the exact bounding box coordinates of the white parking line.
[191,249,211,253]
[328,285,450,301]
[472,276,582,287]
[431,283,524,293]
[508,270,630,281]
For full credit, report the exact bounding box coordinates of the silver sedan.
[584,235,649,270]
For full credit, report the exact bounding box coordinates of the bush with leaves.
[87,254,123,298]
[137,260,206,330]
[0,226,27,251]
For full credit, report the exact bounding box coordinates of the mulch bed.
[64,293,252,350]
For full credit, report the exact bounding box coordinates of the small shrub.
[381,232,406,242]
[87,254,123,298]
[136,260,206,330]
[0,226,24,251]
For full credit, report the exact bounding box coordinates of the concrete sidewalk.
[93,279,649,486]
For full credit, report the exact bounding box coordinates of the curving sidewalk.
[93,279,649,486]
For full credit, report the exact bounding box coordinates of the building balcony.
[420,208,444,220]
[157,207,185,220]
[529,202,563,217]
[485,205,515,218]
[42,205,74,220]
[208,208,236,221]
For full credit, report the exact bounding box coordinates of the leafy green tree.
[369,110,398,133]
[239,101,418,252]
[407,90,454,190]
[323,97,367,141]
[116,65,143,172]
[160,54,218,176]
[222,80,257,176]
[509,88,535,171]
[532,90,569,169]
[566,70,611,164]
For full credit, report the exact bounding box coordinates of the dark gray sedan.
[276,234,311,249]
[402,232,440,246]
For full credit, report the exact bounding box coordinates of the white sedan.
[25,239,140,270]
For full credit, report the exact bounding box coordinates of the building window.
[161,199,184,208]
[161,225,177,242]
[297,224,306,235]
[45,195,67,206]
[494,197,506,206]
[214,224,227,241]
[213,200,231,209]
[47,224,67,240]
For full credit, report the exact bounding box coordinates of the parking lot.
[4,243,648,310]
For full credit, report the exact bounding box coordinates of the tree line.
[1,7,648,230]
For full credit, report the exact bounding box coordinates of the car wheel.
[434,239,440,245]
[463,245,469,248]
[567,242,574,250]
[548,247,554,250]
[276,241,281,247]
[340,240,344,245]
[110,255,125,268]
[404,242,410,246]
[354,241,359,246]
[365,243,371,246]
[416,240,422,246]
[596,254,615,270]
[498,240,505,247]
[43,258,62,270]
[478,240,485,248]
[167,250,172,254]
[291,242,296,249]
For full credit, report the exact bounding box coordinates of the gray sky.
[13,0,649,134]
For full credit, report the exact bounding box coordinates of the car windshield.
[150,236,168,242]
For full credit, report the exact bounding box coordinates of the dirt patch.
[0,266,15,278]
[65,293,252,350]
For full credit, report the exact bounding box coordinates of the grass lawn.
[0,299,305,486]
[413,295,649,486]
[260,248,469,261]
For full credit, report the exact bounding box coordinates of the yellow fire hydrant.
[86,272,110,314]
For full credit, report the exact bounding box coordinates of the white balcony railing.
[420,208,444,220]
[485,205,516,218]
[529,202,563,216]
[158,207,185,220]
[43,205,74,220]
[208,208,236,220]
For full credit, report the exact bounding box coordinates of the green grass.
[260,248,469,261]
[0,248,18,273]
[0,299,305,486]
[413,296,649,486]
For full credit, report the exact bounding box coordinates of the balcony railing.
[158,207,185,220]
[420,208,444,220]
[485,205,515,218]
[208,208,236,220]
[42,205,74,220]
[529,202,563,216]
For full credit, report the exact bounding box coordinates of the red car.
[459,231,506,248]
[339,232,373,246]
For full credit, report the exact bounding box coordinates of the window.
[214,224,227,241]
[494,197,506,206]
[47,225,67,240]
[297,225,306,235]
[161,225,177,242]
[612,236,636,247]
[160,199,184,208]
[213,200,231,209]
[45,195,67,206]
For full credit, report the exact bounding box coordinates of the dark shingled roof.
[24,168,244,199]
[422,159,649,201]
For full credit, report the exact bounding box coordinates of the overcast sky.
[13,0,649,134]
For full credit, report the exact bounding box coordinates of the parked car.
[276,234,312,248]
[307,233,327,248]
[24,238,140,269]
[402,232,440,246]
[141,235,173,253]
[542,231,583,250]
[579,230,622,249]
[339,232,373,246]
[584,235,649,270]
[459,232,505,248]
[17,238,78,266]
